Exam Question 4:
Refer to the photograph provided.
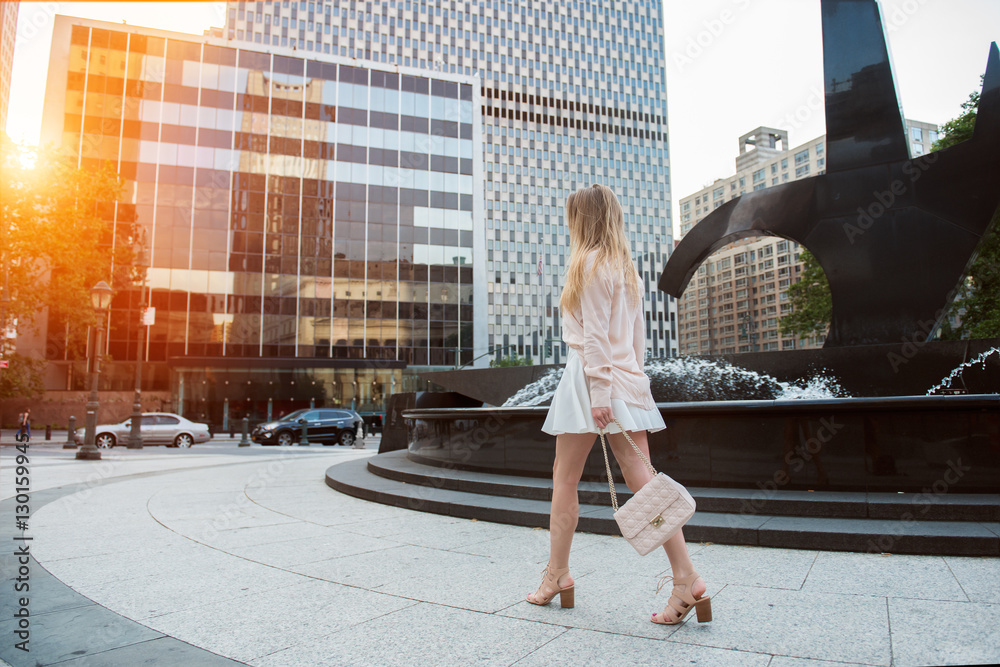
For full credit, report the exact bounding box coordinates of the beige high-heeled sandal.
[651,572,712,625]
[527,563,575,608]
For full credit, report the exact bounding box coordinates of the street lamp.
[128,246,149,449]
[77,281,113,461]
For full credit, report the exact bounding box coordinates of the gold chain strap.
[598,416,660,512]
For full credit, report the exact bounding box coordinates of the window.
[794,149,809,165]
[912,143,924,156]
[911,126,923,142]
[781,158,788,170]
[815,142,824,154]
[752,169,765,184]
[929,130,939,145]
[795,164,810,177]
[713,186,724,200]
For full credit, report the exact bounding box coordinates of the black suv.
[251,408,364,447]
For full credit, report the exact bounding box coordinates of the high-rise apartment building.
[0,1,19,134]
[224,1,678,361]
[676,120,937,355]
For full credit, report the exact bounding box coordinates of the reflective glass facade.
[226,1,678,360]
[41,16,483,418]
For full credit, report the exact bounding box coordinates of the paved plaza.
[1,437,998,666]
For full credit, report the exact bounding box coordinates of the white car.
[75,413,212,449]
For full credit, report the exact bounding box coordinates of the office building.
[224,0,679,361]
[677,121,937,355]
[39,15,482,418]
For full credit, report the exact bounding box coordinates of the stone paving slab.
[0,603,164,667]
[800,550,969,601]
[672,584,892,665]
[1,446,998,666]
[253,602,568,667]
[511,627,773,667]
[888,597,1000,667]
[146,580,417,663]
[943,555,1000,604]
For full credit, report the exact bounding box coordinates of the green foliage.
[490,353,533,368]
[0,137,132,358]
[942,209,1000,339]
[0,353,46,400]
[779,248,832,339]
[931,79,981,152]
[932,75,1000,339]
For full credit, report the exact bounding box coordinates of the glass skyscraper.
[40,15,483,419]
[224,1,678,361]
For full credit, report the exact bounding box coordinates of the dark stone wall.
[419,365,562,406]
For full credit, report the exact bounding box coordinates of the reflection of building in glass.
[677,120,937,355]
[38,16,482,420]
[225,1,678,361]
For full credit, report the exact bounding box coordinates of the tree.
[932,76,1000,339]
[0,138,133,361]
[490,352,534,367]
[932,86,979,151]
[0,353,46,400]
[779,248,832,339]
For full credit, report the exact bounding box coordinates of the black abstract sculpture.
[659,0,1000,347]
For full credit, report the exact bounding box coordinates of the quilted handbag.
[599,417,696,556]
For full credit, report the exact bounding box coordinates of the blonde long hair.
[559,184,641,315]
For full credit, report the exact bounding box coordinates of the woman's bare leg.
[607,430,706,603]
[528,431,594,601]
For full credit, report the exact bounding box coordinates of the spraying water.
[502,357,848,407]
[925,346,1000,395]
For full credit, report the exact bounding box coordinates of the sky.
[6,1,1000,238]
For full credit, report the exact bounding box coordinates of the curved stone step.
[368,450,1000,522]
[326,455,1000,556]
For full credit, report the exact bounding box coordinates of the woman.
[527,184,711,626]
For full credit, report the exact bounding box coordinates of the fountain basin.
[404,394,1000,494]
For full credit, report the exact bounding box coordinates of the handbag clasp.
[650,514,665,528]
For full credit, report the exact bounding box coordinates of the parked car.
[74,413,212,448]
[251,408,364,446]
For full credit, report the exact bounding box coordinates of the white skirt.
[541,349,666,435]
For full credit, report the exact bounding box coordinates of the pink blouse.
[563,253,655,410]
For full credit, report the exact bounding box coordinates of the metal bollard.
[238,417,251,447]
[298,418,311,446]
[45,424,52,440]
[63,416,77,449]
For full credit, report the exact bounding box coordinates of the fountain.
[326,0,1000,556]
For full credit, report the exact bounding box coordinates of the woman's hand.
[591,406,613,430]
